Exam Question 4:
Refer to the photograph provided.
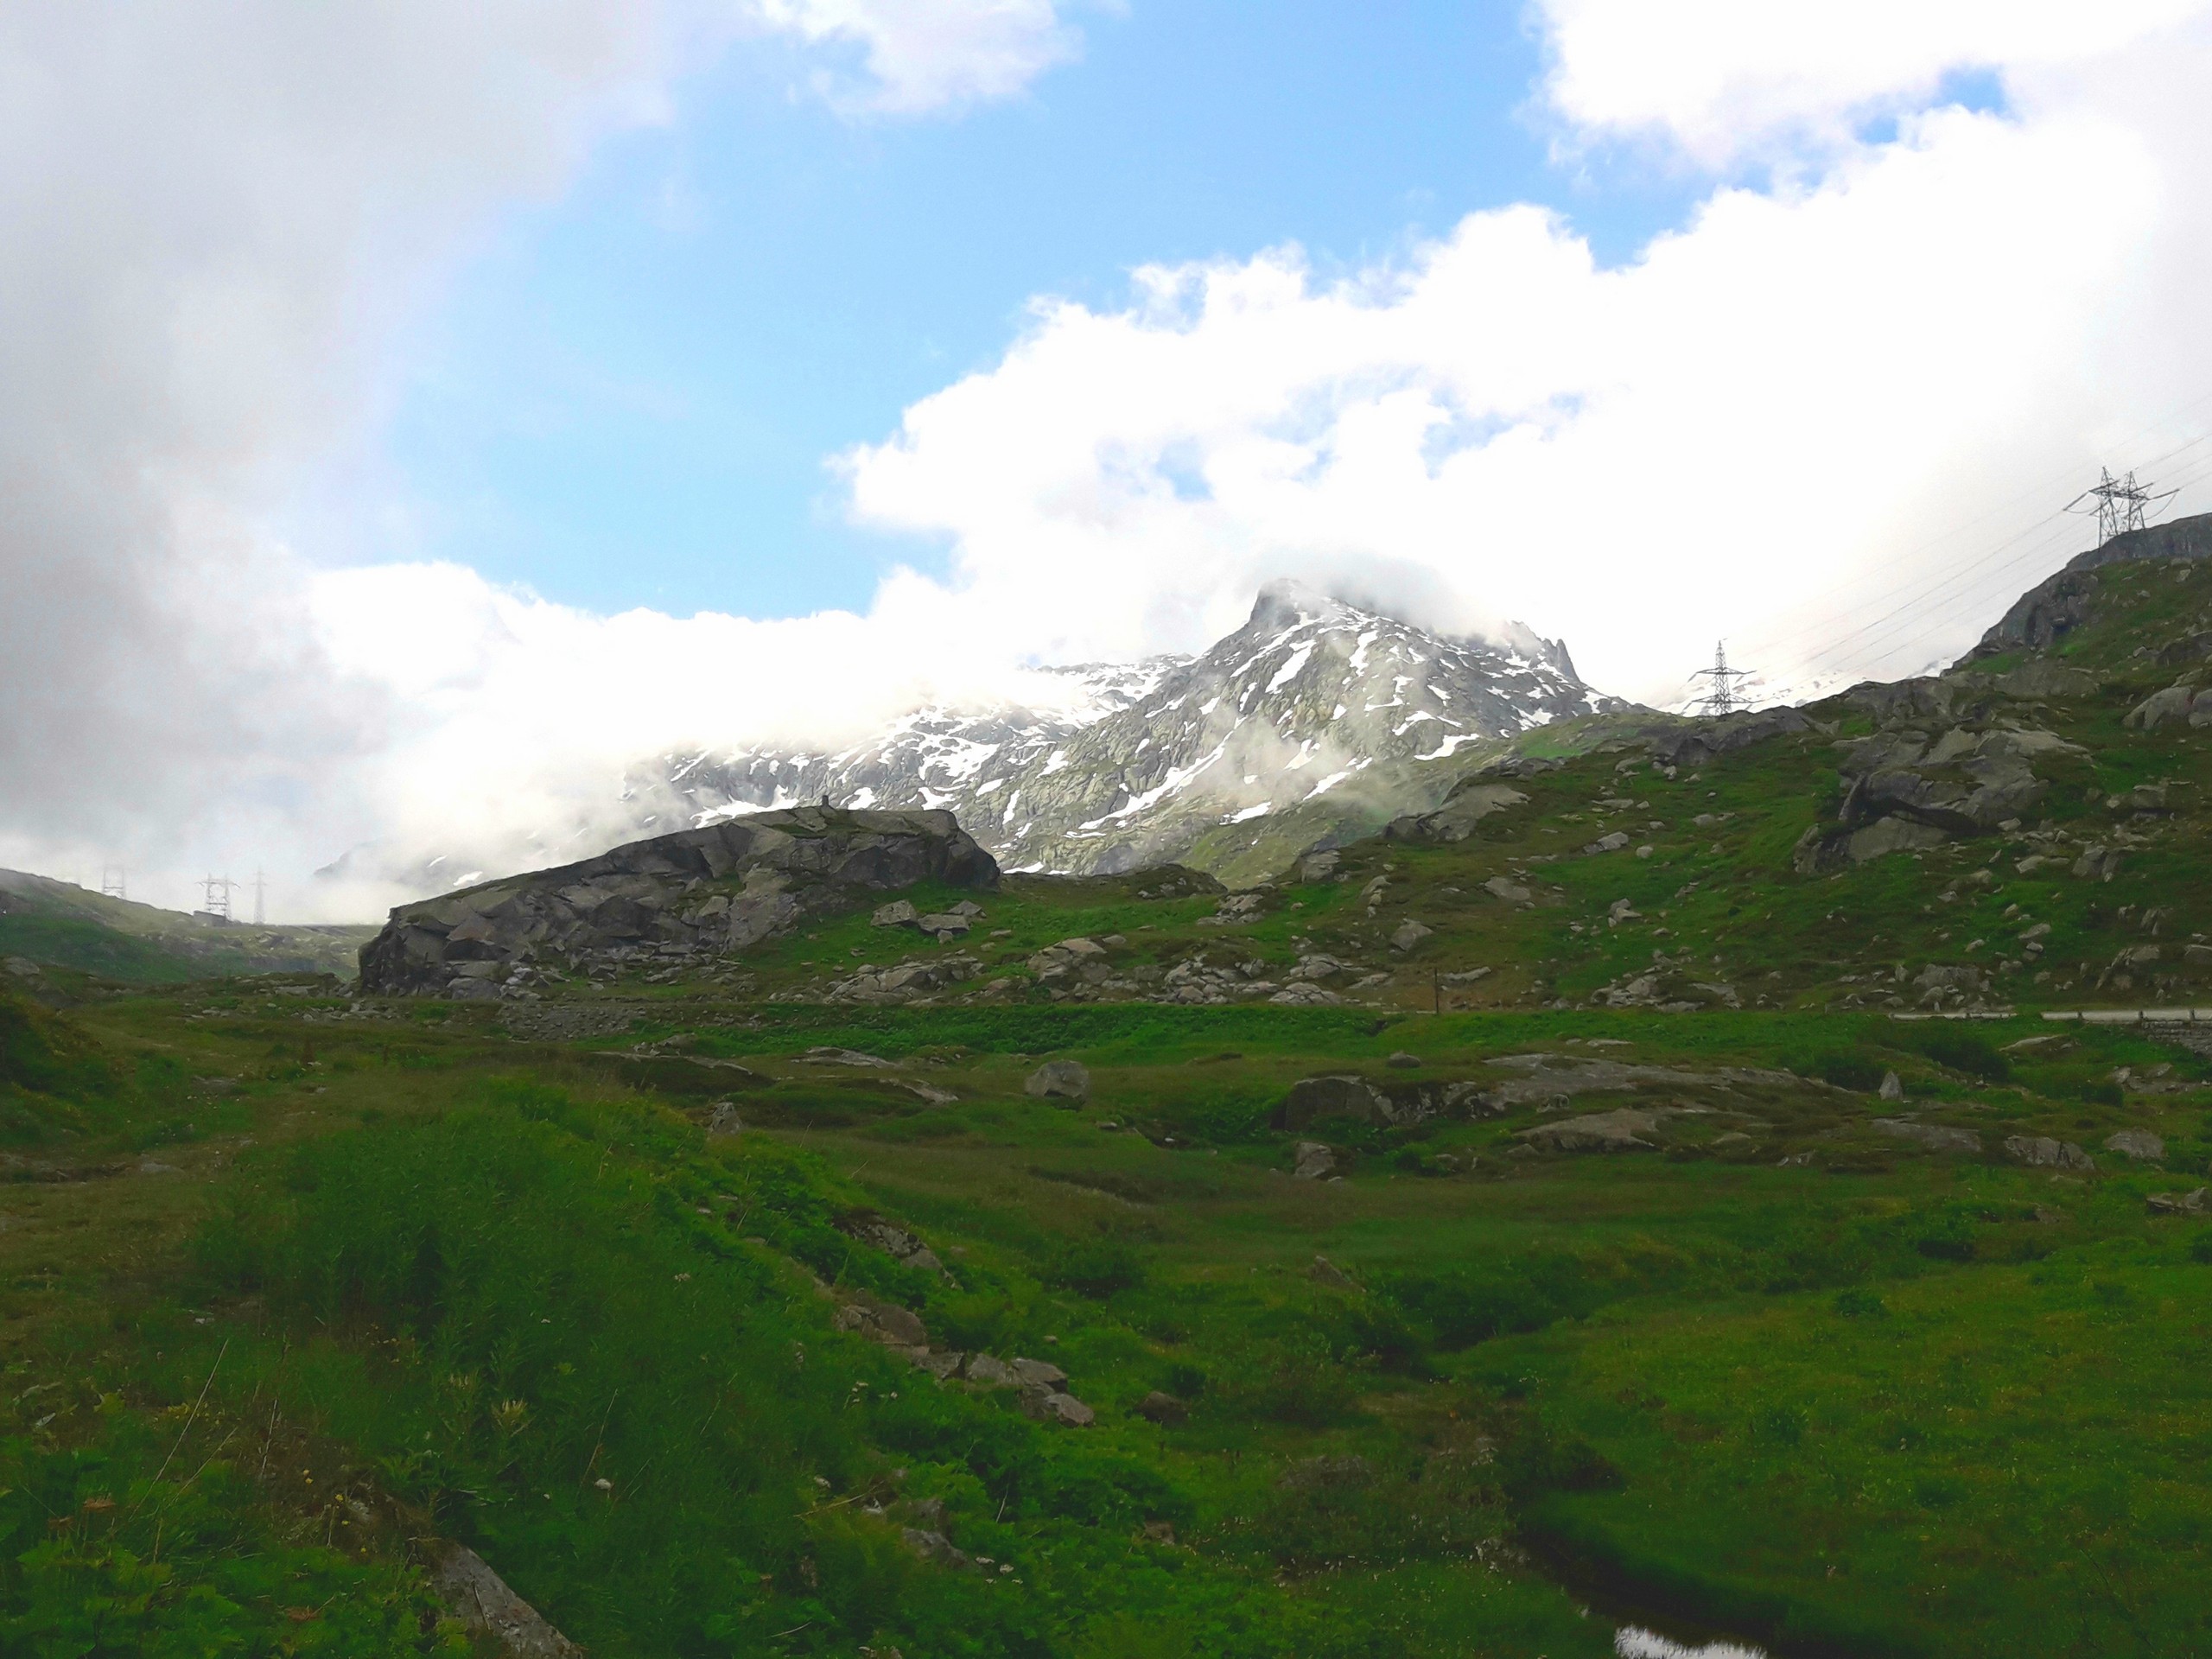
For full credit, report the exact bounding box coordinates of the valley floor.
[4,975,2210,1657]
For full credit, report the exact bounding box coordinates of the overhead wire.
[1697,419,2212,708]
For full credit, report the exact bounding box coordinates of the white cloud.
[753,0,1085,113]
[0,1,1096,916]
[830,3,2212,708]
[1540,0,2206,166]
[0,2,692,905]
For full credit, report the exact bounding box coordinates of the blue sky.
[377,1,1709,620]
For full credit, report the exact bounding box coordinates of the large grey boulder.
[2124,684,2200,731]
[1389,919,1434,952]
[2105,1129,2165,1161]
[1024,1060,1091,1104]
[359,806,996,995]
[1276,1075,1390,1130]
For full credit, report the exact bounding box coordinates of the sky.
[6,0,2212,918]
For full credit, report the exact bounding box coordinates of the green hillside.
[0,868,375,983]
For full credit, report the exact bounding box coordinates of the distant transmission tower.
[2069,467,2177,546]
[99,865,126,899]
[198,874,237,923]
[251,868,266,926]
[1688,641,1755,716]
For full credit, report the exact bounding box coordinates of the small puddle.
[1616,1628,1768,1659]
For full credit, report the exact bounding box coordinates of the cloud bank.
[5,0,2212,918]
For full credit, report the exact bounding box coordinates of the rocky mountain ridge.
[626,581,1625,880]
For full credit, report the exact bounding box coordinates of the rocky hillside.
[626,582,1627,882]
[351,508,2212,1021]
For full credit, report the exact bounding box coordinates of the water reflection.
[1615,1627,1768,1659]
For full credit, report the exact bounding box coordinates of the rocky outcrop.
[823,952,983,1006]
[359,807,996,998]
[1517,1108,1666,1152]
[1274,1074,1488,1132]
[1386,781,1529,844]
[2126,683,2212,730]
[1643,707,1812,771]
[1961,512,2212,664]
[1024,1060,1091,1103]
[432,1544,582,1658]
[1793,720,2086,873]
[2004,1135,2095,1173]
[1872,1118,1982,1154]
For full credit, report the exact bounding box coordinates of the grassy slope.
[0,868,376,982]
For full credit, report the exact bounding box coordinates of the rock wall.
[359,807,996,998]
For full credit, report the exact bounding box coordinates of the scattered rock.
[1308,1255,1359,1291]
[1481,876,1532,904]
[963,1355,1020,1389]
[2146,1188,2209,1216]
[705,1101,743,1138]
[1298,850,1341,882]
[2105,1129,2165,1161]
[1010,1357,1070,1390]
[834,1294,928,1349]
[1386,1051,1421,1069]
[1390,919,1434,952]
[1871,1118,1980,1154]
[838,1215,945,1274]
[903,1528,971,1569]
[3,957,41,978]
[802,1046,893,1067]
[872,899,918,927]
[1517,1109,1662,1153]
[915,912,971,939]
[1134,1390,1188,1425]
[1022,1391,1096,1428]
[1878,1071,1905,1102]
[432,1543,583,1658]
[2003,1135,2095,1173]
[1024,1060,1091,1104]
[1292,1141,1347,1180]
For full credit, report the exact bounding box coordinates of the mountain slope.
[0,868,373,982]
[631,582,1628,881]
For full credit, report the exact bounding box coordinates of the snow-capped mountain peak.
[623,582,1626,877]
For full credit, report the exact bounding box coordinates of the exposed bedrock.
[359,807,997,998]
